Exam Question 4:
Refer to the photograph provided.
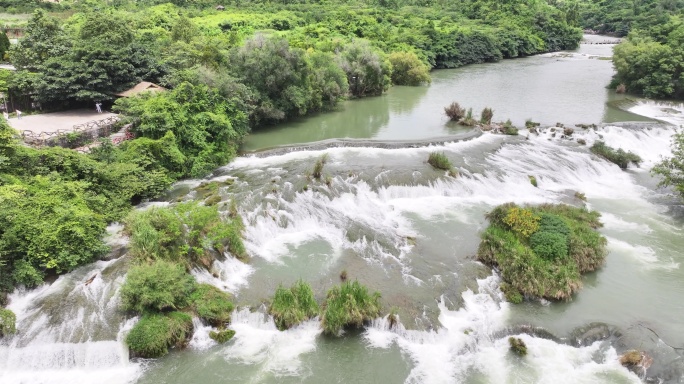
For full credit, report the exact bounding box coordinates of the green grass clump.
[204,194,222,206]
[209,329,236,343]
[125,312,193,358]
[427,152,453,171]
[125,201,246,267]
[480,107,494,125]
[120,260,196,313]
[312,154,328,180]
[191,283,234,326]
[503,119,518,135]
[477,203,607,301]
[528,175,538,187]
[0,308,16,337]
[269,280,320,331]
[590,141,641,169]
[321,280,381,335]
[509,337,527,356]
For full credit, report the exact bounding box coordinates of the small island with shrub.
[477,203,607,302]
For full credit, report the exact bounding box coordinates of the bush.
[209,329,235,343]
[480,107,494,125]
[590,141,641,169]
[269,280,319,331]
[427,152,453,171]
[321,280,381,335]
[191,283,234,326]
[530,231,569,261]
[444,102,465,121]
[0,308,16,337]
[503,119,518,135]
[120,260,197,314]
[502,207,540,238]
[537,213,571,237]
[312,154,328,180]
[509,337,527,356]
[337,39,392,98]
[388,51,431,86]
[125,312,193,358]
[653,132,684,200]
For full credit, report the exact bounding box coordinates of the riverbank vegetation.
[477,203,607,301]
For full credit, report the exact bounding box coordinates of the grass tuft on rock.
[619,350,643,366]
[191,283,234,326]
[120,260,196,314]
[125,312,193,358]
[477,203,607,301]
[0,308,17,337]
[269,280,320,331]
[321,280,381,335]
[209,329,236,343]
[312,154,328,180]
[427,152,453,171]
[509,337,527,356]
[590,141,641,169]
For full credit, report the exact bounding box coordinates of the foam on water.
[363,275,641,384]
[188,317,217,351]
[223,308,321,377]
[192,255,255,294]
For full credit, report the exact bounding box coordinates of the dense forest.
[0,0,584,298]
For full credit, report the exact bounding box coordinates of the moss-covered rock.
[191,283,234,326]
[477,203,607,301]
[209,329,236,343]
[269,280,320,331]
[321,280,381,335]
[0,308,17,337]
[125,312,193,358]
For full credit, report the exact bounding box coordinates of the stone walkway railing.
[21,116,122,149]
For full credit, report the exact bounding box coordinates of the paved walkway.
[7,109,118,134]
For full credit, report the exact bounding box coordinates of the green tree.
[336,39,392,98]
[9,10,68,71]
[0,32,10,62]
[388,51,431,86]
[653,132,684,199]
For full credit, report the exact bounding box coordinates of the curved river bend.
[2,37,684,384]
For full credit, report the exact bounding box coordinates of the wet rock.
[570,322,622,347]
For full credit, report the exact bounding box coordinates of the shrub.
[125,312,193,358]
[120,260,197,314]
[530,231,569,260]
[312,154,328,180]
[461,108,477,126]
[509,337,527,356]
[480,107,494,125]
[191,283,234,326]
[337,39,392,98]
[321,280,381,335]
[427,152,453,171]
[537,213,571,237]
[590,141,641,169]
[444,102,465,121]
[525,120,540,128]
[388,51,431,86]
[209,329,235,343]
[500,283,523,304]
[653,132,684,200]
[503,119,518,135]
[502,207,540,238]
[269,280,319,331]
[0,308,16,337]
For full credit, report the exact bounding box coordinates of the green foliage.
[480,107,494,125]
[337,39,392,98]
[120,260,197,314]
[269,280,320,331]
[528,175,538,188]
[477,203,607,300]
[500,283,523,304]
[209,329,235,343]
[590,141,642,169]
[0,32,9,62]
[321,280,381,335]
[115,82,247,177]
[0,308,16,337]
[611,16,684,98]
[653,132,684,200]
[529,231,569,261]
[388,51,431,86]
[125,201,245,266]
[312,153,328,180]
[579,0,683,36]
[427,152,453,171]
[509,337,527,356]
[190,283,234,326]
[502,207,540,238]
[125,312,193,358]
[503,119,518,135]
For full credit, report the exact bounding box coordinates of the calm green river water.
[2,37,684,384]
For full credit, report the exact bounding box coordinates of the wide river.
[2,36,684,384]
